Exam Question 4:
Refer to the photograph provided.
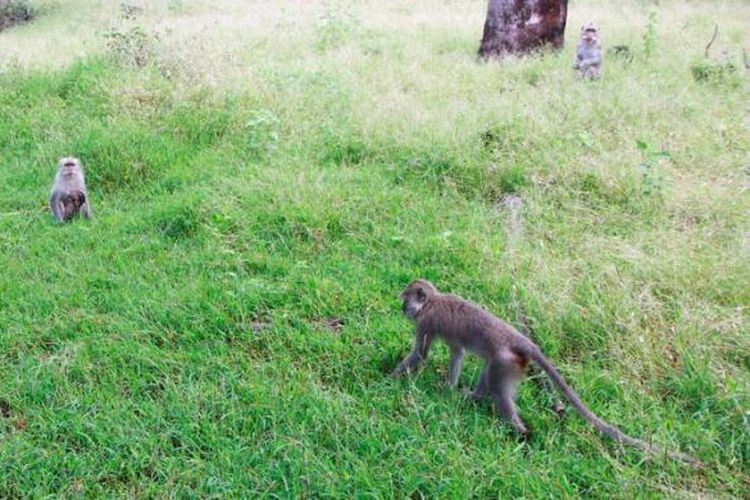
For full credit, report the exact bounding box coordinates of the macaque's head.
[400,279,438,319]
[68,191,86,207]
[57,157,83,177]
[580,23,599,45]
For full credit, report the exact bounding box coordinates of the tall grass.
[0,0,748,496]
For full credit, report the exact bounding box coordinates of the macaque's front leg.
[390,329,433,377]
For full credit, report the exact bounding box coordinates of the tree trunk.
[478,0,568,60]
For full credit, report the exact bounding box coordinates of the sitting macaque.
[49,157,92,222]
[574,23,602,80]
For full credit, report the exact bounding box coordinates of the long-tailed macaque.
[391,279,697,464]
[574,23,602,80]
[49,157,92,222]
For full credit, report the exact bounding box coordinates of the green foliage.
[642,9,658,60]
[102,6,159,68]
[636,139,671,199]
[607,45,634,66]
[153,202,204,241]
[103,25,160,68]
[243,108,280,159]
[690,60,740,85]
[315,0,359,52]
[119,3,144,21]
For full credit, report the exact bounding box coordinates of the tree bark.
[478,0,568,60]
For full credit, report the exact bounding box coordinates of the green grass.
[0,0,748,496]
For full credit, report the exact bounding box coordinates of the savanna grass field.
[1,0,749,496]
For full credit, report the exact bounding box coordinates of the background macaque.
[574,23,602,79]
[49,157,92,222]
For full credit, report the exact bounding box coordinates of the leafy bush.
[0,0,34,31]
[103,26,160,68]
[690,60,739,85]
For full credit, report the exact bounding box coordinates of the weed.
[320,129,366,166]
[103,25,160,68]
[153,203,203,241]
[607,45,633,66]
[316,0,359,52]
[636,139,671,198]
[494,163,528,195]
[642,9,658,60]
[690,60,739,85]
[243,109,280,159]
[119,2,144,21]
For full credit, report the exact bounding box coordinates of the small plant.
[690,60,738,84]
[154,204,203,241]
[495,164,528,195]
[642,9,658,60]
[101,4,161,67]
[244,109,280,159]
[316,0,358,52]
[522,66,542,87]
[636,139,671,198]
[607,45,633,66]
[103,25,159,67]
[168,0,185,13]
[119,2,144,21]
[321,131,366,166]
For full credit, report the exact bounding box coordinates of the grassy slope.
[0,0,748,496]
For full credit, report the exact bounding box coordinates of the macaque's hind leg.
[81,201,92,219]
[448,347,465,386]
[50,193,65,222]
[469,363,490,400]
[488,356,529,436]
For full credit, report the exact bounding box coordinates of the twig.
[704,24,718,58]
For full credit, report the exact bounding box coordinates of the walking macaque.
[49,157,92,222]
[391,279,697,464]
[574,23,602,79]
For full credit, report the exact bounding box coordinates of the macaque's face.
[59,157,81,177]
[581,24,598,44]
[400,280,432,319]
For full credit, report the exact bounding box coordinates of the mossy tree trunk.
[478,0,568,60]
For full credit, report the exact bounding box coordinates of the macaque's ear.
[416,288,427,302]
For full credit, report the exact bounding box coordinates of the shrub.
[0,0,34,32]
